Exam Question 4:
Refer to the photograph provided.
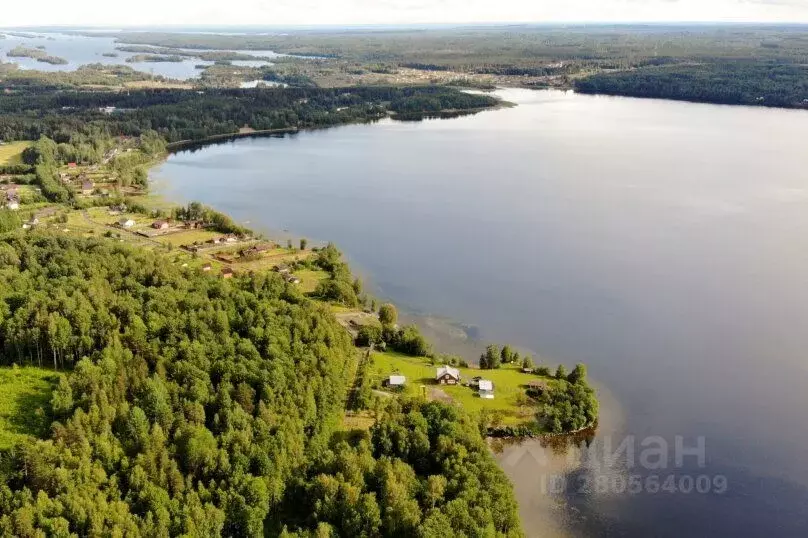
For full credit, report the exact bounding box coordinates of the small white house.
[6,201,19,211]
[478,379,494,399]
[385,375,406,388]
[119,218,135,228]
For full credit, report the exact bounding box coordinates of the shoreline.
[145,103,600,443]
[164,126,302,151]
[163,101,508,152]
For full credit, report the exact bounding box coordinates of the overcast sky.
[4,0,808,27]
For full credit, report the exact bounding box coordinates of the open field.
[0,142,31,165]
[297,268,330,293]
[0,367,59,450]
[340,412,376,432]
[154,229,222,247]
[230,248,312,272]
[371,351,561,426]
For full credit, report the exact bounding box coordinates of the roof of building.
[388,375,406,385]
[436,366,461,380]
[478,380,494,391]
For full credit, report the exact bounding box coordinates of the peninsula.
[0,81,545,536]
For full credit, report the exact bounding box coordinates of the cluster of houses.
[241,243,273,257]
[201,263,236,280]
[209,234,241,246]
[60,169,97,196]
[384,366,496,399]
[181,234,250,252]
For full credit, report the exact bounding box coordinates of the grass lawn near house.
[297,268,330,293]
[231,248,312,273]
[0,142,32,166]
[0,367,59,450]
[370,351,562,426]
[153,229,222,247]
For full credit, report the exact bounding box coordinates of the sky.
[3,0,808,27]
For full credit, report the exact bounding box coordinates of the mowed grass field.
[0,141,31,166]
[297,268,329,293]
[370,351,561,426]
[154,229,222,247]
[0,367,59,450]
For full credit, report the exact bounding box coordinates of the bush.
[378,303,398,325]
[534,366,551,376]
[385,325,431,357]
[356,325,383,347]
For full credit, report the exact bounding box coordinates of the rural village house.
[436,366,461,385]
[478,379,495,399]
[384,375,407,388]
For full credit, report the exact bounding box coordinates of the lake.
[152,89,808,537]
[0,32,279,79]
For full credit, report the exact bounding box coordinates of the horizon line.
[4,21,808,30]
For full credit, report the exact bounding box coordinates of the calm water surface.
[0,32,278,79]
[153,89,808,537]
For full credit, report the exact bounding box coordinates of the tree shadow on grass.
[6,390,52,440]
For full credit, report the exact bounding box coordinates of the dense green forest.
[0,86,498,143]
[94,25,808,66]
[0,233,522,536]
[575,61,808,108]
[82,25,808,107]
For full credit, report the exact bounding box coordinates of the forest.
[0,86,499,143]
[0,233,522,536]
[574,60,808,108]
[82,25,808,108]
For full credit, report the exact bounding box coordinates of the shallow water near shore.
[152,88,808,536]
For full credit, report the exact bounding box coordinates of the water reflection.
[152,89,808,536]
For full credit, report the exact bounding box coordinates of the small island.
[125,54,185,63]
[7,45,68,65]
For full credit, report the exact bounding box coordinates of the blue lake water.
[0,32,278,79]
[153,89,808,536]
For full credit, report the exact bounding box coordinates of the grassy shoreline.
[143,129,599,441]
[2,103,597,442]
